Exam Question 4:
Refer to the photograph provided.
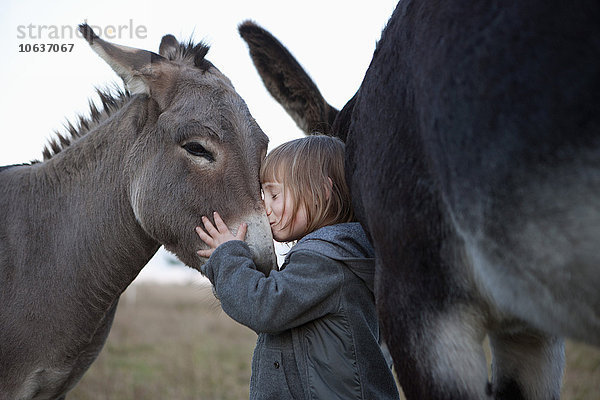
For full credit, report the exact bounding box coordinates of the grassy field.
[70,284,600,400]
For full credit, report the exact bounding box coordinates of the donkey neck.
[24,95,159,310]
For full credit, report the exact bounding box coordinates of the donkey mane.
[41,86,130,161]
[42,36,212,161]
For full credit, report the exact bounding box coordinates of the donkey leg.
[380,287,492,399]
[489,330,565,400]
[396,309,491,399]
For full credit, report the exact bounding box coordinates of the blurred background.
[2,1,599,398]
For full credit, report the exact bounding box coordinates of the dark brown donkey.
[238,1,600,398]
[0,24,275,399]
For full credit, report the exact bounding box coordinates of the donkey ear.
[158,34,179,59]
[79,23,170,98]
[238,20,339,136]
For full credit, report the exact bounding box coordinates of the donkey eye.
[183,142,215,162]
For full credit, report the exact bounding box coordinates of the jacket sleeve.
[201,240,344,334]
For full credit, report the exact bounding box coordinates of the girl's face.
[262,181,308,242]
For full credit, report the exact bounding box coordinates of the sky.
[0,0,399,281]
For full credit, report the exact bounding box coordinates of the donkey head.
[79,24,275,274]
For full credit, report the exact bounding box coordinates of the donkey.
[0,24,275,399]
[238,1,600,398]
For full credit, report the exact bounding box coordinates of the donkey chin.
[166,211,277,277]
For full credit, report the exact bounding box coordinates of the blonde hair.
[260,135,354,236]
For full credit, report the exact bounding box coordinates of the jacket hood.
[292,222,376,293]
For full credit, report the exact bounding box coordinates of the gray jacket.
[202,223,400,400]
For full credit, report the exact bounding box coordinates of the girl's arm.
[202,240,344,334]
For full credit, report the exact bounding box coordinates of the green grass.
[69,284,600,400]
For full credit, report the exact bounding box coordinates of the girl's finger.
[202,215,219,236]
[213,212,229,234]
[195,226,215,247]
[197,249,213,258]
[236,222,248,240]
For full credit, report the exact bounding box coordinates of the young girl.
[196,135,400,400]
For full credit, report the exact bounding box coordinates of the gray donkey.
[0,24,275,399]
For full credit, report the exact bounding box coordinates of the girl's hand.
[196,211,247,258]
